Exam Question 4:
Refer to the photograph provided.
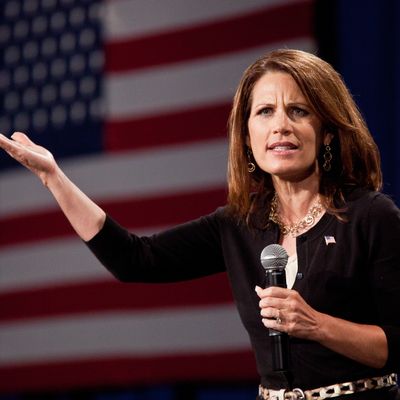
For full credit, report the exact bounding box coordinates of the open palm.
[0,132,57,184]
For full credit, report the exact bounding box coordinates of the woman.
[0,49,399,399]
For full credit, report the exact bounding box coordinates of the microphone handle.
[265,267,290,372]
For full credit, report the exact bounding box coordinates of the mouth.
[268,142,299,152]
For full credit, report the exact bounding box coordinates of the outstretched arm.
[0,132,105,241]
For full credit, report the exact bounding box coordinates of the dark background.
[317,0,400,204]
[0,0,399,399]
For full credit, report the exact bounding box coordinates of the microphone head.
[260,244,289,270]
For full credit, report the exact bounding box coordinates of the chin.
[268,165,318,182]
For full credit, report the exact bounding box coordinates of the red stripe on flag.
[105,103,231,152]
[105,2,313,72]
[0,187,226,248]
[0,351,258,393]
[0,274,232,322]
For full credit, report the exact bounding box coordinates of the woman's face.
[247,71,325,182]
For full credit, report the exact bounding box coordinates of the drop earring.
[323,144,332,172]
[247,147,256,173]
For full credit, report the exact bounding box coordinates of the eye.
[257,107,273,116]
[290,106,309,117]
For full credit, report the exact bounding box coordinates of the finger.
[260,307,279,319]
[259,296,284,309]
[11,131,35,146]
[0,133,21,153]
[263,286,290,299]
[0,133,11,143]
[255,286,276,299]
[255,286,288,299]
[255,285,263,297]
[0,133,37,166]
[262,317,285,331]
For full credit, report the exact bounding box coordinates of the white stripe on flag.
[104,0,304,40]
[0,227,164,292]
[0,139,227,217]
[0,305,250,365]
[105,39,315,119]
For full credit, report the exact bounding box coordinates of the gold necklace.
[269,193,323,237]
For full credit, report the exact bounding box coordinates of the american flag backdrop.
[0,0,315,393]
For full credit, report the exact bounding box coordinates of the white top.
[286,253,298,289]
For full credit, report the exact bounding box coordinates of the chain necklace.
[269,193,323,237]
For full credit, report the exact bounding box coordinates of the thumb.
[11,132,35,146]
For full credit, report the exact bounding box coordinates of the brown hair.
[227,49,382,224]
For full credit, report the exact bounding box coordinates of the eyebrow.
[252,101,310,108]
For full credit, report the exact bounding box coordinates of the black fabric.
[86,188,400,390]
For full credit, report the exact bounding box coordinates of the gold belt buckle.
[268,389,287,400]
[292,388,306,399]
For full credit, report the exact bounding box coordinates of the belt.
[258,373,398,400]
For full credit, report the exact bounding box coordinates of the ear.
[323,132,334,146]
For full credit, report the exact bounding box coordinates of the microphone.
[260,244,290,372]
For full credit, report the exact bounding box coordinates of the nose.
[272,109,291,135]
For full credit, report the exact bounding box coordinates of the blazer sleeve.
[85,209,226,283]
[366,193,400,370]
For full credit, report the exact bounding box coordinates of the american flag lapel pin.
[324,236,336,245]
